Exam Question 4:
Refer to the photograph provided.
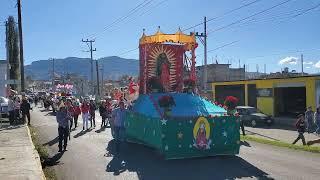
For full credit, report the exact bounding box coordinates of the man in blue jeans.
[111,101,126,154]
[56,102,70,152]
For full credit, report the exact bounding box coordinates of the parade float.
[115,28,240,159]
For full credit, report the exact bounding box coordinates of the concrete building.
[196,63,245,90]
[211,75,320,119]
[0,60,8,96]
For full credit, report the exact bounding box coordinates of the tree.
[6,16,20,90]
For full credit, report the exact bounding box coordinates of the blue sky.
[0,0,320,73]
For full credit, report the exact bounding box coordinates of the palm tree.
[6,16,20,90]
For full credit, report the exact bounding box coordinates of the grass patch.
[29,126,57,180]
[241,135,320,153]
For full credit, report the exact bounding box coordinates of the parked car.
[236,106,274,127]
[0,96,9,117]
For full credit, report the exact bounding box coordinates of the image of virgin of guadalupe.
[156,53,171,92]
[196,123,208,149]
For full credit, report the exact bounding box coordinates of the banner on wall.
[56,84,73,90]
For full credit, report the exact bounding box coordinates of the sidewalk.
[245,126,320,146]
[0,120,45,180]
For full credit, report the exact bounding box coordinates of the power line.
[207,0,293,34]
[117,47,139,57]
[228,4,320,31]
[88,0,155,39]
[136,0,169,17]
[102,0,169,34]
[198,41,238,56]
[245,48,320,60]
[284,2,320,20]
[182,0,264,32]
[232,7,306,28]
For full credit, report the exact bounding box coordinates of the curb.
[241,135,320,153]
[26,125,47,180]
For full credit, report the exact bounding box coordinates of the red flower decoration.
[224,96,239,110]
[158,95,176,108]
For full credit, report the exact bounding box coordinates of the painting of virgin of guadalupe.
[156,53,171,92]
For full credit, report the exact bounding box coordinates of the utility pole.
[193,16,207,93]
[82,39,97,95]
[17,0,25,91]
[51,58,55,92]
[100,65,104,96]
[95,60,100,96]
[203,16,207,93]
[301,54,304,76]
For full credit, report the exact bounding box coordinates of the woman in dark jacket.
[99,101,107,128]
[20,98,32,125]
[56,102,70,152]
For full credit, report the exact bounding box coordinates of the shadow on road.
[250,124,296,131]
[45,112,56,116]
[43,136,59,146]
[246,130,280,141]
[240,140,251,147]
[43,151,65,167]
[105,140,273,180]
[0,124,24,131]
[95,126,106,133]
[73,130,87,138]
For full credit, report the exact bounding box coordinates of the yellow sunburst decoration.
[193,117,210,140]
[147,45,177,88]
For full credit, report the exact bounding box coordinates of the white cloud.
[314,61,320,68]
[306,66,311,69]
[303,61,313,65]
[279,57,298,65]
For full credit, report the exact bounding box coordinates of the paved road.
[30,107,320,180]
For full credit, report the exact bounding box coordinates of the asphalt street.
[30,107,320,180]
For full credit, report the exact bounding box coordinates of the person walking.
[66,99,75,130]
[89,99,96,128]
[14,97,21,123]
[240,117,246,136]
[292,114,306,145]
[315,107,320,135]
[305,107,314,133]
[81,100,90,131]
[34,95,39,107]
[99,100,107,128]
[56,102,70,152]
[106,98,113,127]
[111,101,126,154]
[20,97,32,125]
[7,96,15,125]
[73,101,81,129]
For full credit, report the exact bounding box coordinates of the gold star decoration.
[177,132,183,139]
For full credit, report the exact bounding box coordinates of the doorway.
[274,87,306,117]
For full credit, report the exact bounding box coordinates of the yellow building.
[211,75,320,117]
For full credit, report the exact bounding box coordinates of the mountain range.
[25,56,139,80]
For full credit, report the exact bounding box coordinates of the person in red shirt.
[65,99,75,130]
[72,101,81,129]
[81,100,90,130]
